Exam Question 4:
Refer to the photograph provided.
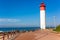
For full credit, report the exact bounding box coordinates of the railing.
[0,30,20,40]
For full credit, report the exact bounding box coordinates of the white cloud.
[0,18,21,27]
[0,18,21,22]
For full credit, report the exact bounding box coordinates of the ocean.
[0,27,40,32]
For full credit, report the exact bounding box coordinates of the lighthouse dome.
[40,2,45,7]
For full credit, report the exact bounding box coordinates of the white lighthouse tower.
[40,2,46,29]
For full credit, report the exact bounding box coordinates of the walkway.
[15,30,60,40]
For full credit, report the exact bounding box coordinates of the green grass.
[53,25,60,32]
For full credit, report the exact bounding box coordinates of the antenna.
[41,0,45,4]
[53,16,56,29]
[42,0,44,3]
[48,17,50,29]
[42,0,44,2]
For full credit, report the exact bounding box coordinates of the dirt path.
[15,30,60,40]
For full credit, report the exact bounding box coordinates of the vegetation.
[53,25,60,32]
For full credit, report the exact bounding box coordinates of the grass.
[53,25,60,32]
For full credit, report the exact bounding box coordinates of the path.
[15,30,60,40]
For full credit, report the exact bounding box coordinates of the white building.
[40,2,46,29]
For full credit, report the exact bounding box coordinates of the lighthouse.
[40,2,46,29]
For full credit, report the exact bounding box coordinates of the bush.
[54,25,60,32]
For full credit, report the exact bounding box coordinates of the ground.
[15,29,60,40]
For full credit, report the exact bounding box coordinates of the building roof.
[40,2,45,7]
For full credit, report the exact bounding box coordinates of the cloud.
[0,18,21,22]
[0,18,22,27]
[7,19,20,22]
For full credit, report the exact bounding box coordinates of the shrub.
[54,25,60,32]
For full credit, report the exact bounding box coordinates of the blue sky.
[0,0,60,27]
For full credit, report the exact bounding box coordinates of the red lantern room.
[40,2,46,10]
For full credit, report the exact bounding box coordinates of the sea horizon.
[0,26,55,32]
[0,27,40,32]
